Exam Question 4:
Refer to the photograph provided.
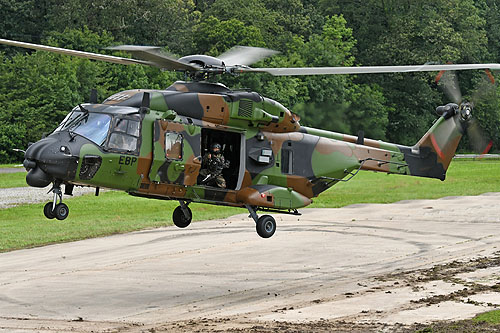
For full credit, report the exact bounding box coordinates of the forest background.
[1,0,500,163]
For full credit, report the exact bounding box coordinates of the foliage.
[193,16,266,55]
[1,0,500,162]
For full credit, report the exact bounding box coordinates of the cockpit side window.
[107,117,141,154]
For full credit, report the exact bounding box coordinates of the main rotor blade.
[0,38,152,67]
[106,45,200,71]
[218,46,278,66]
[241,64,500,76]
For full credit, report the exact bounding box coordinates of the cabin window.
[165,132,183,160]
[114,117,140,136]
[108,133,138,152]
[107,117,141,153]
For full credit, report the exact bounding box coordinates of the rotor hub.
[459,102,472,121]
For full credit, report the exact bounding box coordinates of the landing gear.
[54,203,69,220]
[245,205,276,238]
[173,201,192,228]
[43,182,70,220]
[43,202,55,219]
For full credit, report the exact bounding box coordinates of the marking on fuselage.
[119,155,138,166]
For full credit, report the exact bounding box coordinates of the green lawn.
[312,159,500,208]
[0,172,27,188]
[474,310,500,324]
[0,159,499,252]
[0,191,242,252]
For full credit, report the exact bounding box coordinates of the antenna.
[139,92,150,118]
[89,89,98,103]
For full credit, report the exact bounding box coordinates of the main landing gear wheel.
[256,215,276,238]
[173,204,192,228]
[43,202,56,219]
[245,205,277,238]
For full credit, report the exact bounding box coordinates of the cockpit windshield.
[54,111,111,145]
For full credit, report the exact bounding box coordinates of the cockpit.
[54,106,141,154]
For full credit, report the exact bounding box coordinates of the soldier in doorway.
[199,143,230,188]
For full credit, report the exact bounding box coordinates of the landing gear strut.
[245,205,276,238]
[43,182,69,220]
[173,200,192,228]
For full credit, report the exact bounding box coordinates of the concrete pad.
[457,267,500,286]
[468,292,500,305]
[1,193,500,331]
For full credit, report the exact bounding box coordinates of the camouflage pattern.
[24,81,466,213]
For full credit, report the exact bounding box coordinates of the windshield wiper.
[63,104,89,131]
[67,110,90,141]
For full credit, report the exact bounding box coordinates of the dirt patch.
[134,318,500,333]
[139,319,404,333]
[378,253,500,307]
[136,253,500,333]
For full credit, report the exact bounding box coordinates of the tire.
[173,205,192,228]
[256,215,276,238]
[43,202,56,219]
[54,203,69,220]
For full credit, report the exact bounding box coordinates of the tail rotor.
[435,69,494,155]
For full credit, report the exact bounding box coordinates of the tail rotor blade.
[471,70,497,106]
[467,118,493,154]
[435,70,462,104]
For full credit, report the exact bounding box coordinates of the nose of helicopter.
[24,135,79,187]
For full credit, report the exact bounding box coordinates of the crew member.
[199,143,230,188]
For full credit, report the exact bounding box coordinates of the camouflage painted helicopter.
[1,38,498,238]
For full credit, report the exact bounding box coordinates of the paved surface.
[1,193,500,332]
[0,167,24,174]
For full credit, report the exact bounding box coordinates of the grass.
[0,172,27,188]
[474,310,500,324]
[0,159,499,252]
[413,309,500,331]
[312,160,500,207]
[0,191,242,252]
[0,163,27,188]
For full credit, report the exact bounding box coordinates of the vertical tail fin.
[402,111,465,180]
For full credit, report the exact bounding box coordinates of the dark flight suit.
[199,152,230,188]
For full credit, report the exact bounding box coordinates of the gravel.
[0,186,96,209]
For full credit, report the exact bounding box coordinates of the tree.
[322,0,491,146]
[193,16,265,55]
[0,27,180,162]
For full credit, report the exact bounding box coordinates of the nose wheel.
[245,205,276,238]
[43,182,70,220]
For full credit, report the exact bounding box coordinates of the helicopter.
[0,38,498,238]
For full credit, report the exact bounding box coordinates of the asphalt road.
[1,193,500,332]
[0,167,24,174]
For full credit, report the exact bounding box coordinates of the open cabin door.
[149,120,201,185]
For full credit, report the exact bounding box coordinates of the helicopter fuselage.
[23,81,465,215]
